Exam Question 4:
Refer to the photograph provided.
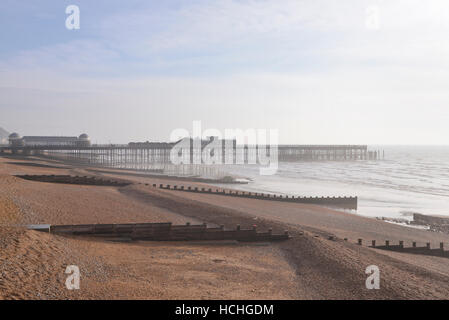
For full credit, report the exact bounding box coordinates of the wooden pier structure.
[0,142,380,168]
[277,145,374,161]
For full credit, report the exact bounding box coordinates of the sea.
[215,146,449,220]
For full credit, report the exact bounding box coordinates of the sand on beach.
[2,156,449,299]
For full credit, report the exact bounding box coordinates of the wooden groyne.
[15,174,357,209]
[411,213,449,233]
[355,238,449,259]
[15,175,131,187]
[154,183,358,210]
[42,222,289,242]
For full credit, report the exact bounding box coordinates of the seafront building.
[8,133,91,147]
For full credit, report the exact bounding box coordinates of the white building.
[9,133,91,147]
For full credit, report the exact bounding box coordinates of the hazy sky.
[1,0,449,144]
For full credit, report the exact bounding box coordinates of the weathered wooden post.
[358,239,362,245]
[386,240,390,247]
[440,242,444,250]
[426,242,431,249]
[372,240,376,247]
[413,242,416,248]
[399,241,404,248]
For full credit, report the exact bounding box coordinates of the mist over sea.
[218,146,449,220]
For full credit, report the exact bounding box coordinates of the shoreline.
[212,162,449,221]
[3,156,449,299]
[12,154,445,222]
[5,156,251,185]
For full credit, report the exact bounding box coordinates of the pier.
[277,145,376,161]
[0,141,380,167]
[0,132,383,170]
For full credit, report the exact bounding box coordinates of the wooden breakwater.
[84,168,248,184]
[15,175,131,187]
[355,239,449,258]
[14,174,357,209]
[411,213,449,233]
[153,183,358,210]
[46,222,290,242]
